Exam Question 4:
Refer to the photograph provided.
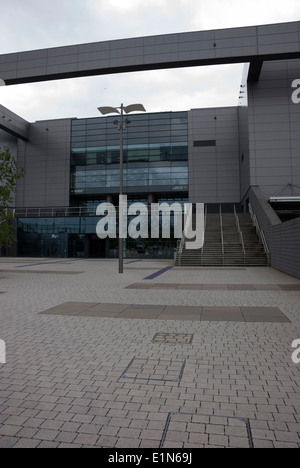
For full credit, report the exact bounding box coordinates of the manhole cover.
[152,333,194,344]
[120,357,186,382]
[160,412,254,448]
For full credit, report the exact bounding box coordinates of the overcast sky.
[0,0,300,121]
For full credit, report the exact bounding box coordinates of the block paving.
[0,258,299,448]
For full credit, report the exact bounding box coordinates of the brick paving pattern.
[152,333,194,345]
[0,259,299,448]
[161,413,253,448]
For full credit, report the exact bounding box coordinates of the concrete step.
[176,211,269,267]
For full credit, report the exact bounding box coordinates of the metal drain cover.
[152,333,194,344]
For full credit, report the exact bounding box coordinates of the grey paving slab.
[125,282,300,291]
[84,303,130,313]
[79,310,120,318]
[39,302,98,316]
[202,307,244,322]
[163,306,202,315]
[159,314,201,322]
[278,285,300,291]
[38,302,289,323]
[241,307,291,323]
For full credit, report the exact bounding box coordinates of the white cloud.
[0,0,299,121]
[96,0,168,14]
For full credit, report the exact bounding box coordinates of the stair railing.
[201,204,207,266]
[178,232,186,267]
[248,203,270,266]
[234,205,246,266]
[219,204,225,266]
[178,203,193,266]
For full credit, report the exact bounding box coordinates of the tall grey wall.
[0,129,18,156]
[0,105,30,141]
[271,218,300,279]
[249,187,300,279]
[247,59,300,199]
[238,106,250,201]
[188,107,240,204]
[16,119,71,207]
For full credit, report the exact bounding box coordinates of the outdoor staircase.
[176,206,269,267]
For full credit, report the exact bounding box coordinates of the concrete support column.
[106,195,113,204]
[147,193,155,207]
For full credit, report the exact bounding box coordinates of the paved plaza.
[0,258,299,448]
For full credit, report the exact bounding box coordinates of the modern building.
[0,21,300,277]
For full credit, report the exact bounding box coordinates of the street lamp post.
[98,103,146,274]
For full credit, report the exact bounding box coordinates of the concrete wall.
[16,119,71,207]
[249,187,300,279]
[188,107,240,204]
[0,129,18,156]
[272,217,300,279]
[0,105,29,140]
[248,58,300,199]
[238,106,250,201]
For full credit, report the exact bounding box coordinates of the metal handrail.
[248,203,271,266]
[178,232,185,267]
[201,204,207,266]
[178,203,194,266]
[234,204,246,266]
[219,204,225,266]
[0,208,15,223]
[10,206,100,218]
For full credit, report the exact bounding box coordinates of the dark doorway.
[88,235,106,258]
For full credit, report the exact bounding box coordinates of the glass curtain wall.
[70,112,189,197]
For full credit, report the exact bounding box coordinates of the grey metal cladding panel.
[111,56,145,67]
[143,33,179,46]
[271,218,300,279]
[46,63,79,75]
[0,105,30,140]
[47,45,79,58]
[143,52,179,65]
[47,54,78,66]
[179,39,213,53]
[215,25,257,39]
[17,58,48,71]
[181,30,215,42]
[0,21,299,85]
[253,131,291,141]
[111,46,144,59]
[215,108,238,117]
[0,52,18,64]
[78,51,110,63]
[258,21,299,35]
[0,70,17,81]
[78,41,111,54]
[259,43,300,55]
[258,32,299,46]
[250,104,290,115]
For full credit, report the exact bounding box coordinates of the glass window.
[71,113,188,195]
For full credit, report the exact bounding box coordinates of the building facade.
[0,21,300,275]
